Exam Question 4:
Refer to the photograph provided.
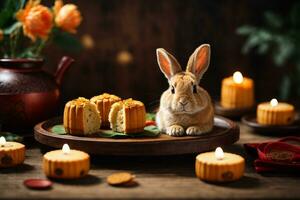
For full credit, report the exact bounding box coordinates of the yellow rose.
[54,0,82,33]
[16,0,53,41]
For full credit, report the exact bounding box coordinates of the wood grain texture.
[1,123,300,199]
[41,0,299,111]
[34,116,239,156]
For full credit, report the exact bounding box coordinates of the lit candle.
[221,71,254,109]
[0,137,25,167]
[0,136,6,147]
[195,147,245,182]
[257,98,295,125]
[233,71,244,84]
[214,147,224,160]
[62,143,71,155]
[43,144,90,179]
[270,98,278,107]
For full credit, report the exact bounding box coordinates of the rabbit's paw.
[186,126,206,136]
[166,125,185,137]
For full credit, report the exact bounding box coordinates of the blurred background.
[42,0,299,111]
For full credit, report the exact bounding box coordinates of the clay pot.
[0,56,74,132]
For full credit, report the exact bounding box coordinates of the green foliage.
[0,0,82,58]
[0,131,23,142]
[146,113,156,121]
[50,124,160,138]
[237,3,300,100]
[0,0,24,28]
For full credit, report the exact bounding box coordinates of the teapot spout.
[55,56,74,86]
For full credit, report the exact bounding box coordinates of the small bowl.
[242,113,300,134]
[214,101,255,119]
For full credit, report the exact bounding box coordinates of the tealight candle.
[195,147,245,182]
[257,98,295,125]
[221,71,254,109]
[43,144,90,179]
[0,136,25,167]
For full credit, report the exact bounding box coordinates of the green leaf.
[97,125,160,138]
[236,25,256,35]
[272,36,294,66]
[3,22,21,34]
[242,33,261,54]
[51,125,67,135]
[0,132,23,142]
[146,113,156,121]
[143,125,160,135]
[0,0,21,28]
[50,124,160,138]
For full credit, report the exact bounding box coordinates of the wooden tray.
[242,114,300,134]
[34,116,239,156]
[214,101,255,119]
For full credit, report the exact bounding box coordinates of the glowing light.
[270,98,278,107]
[215,147,224,160]
[62,144,71,154]
[233,71,244,84]
[0,136,6,147]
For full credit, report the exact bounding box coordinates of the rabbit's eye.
[193,85,197,93]
[171,86,175,94]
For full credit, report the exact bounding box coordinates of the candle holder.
[217,71,255,119]
[43,144,90,179]
[0,137,25,167]
[242,98,299,134]
[242,113,300,134]
[195,147,245,182]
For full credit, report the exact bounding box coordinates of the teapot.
[0,56,74,132]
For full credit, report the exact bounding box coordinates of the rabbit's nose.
[179,101,188,106]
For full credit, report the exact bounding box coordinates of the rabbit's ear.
[156,48,182,79]
[186,44,211,82]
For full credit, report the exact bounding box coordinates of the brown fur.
[156,44,214,136]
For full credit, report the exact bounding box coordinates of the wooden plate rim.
[34,115,240,155]
[241,114,300,132]
[214,101,255,117]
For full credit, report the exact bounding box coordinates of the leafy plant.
[237,3,300,100]
[0,0,83,59]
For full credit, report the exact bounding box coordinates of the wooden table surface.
[1,123,299,200]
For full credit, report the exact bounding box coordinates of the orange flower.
[16,0,53,41]
[54,0,82,33]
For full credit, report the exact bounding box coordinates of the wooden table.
[1,123,299,200]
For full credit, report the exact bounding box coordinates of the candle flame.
[0,136,6,146]
[215,147,224,160]
[270,98,278,107]
[233,71,244,84]
[62,144,71,154]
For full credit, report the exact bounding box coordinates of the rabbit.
[155,44,214,136]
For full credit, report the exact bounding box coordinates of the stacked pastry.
[63,94,146,135]
[90,93,121,127]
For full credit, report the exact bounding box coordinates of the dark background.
[43,0,296,111]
